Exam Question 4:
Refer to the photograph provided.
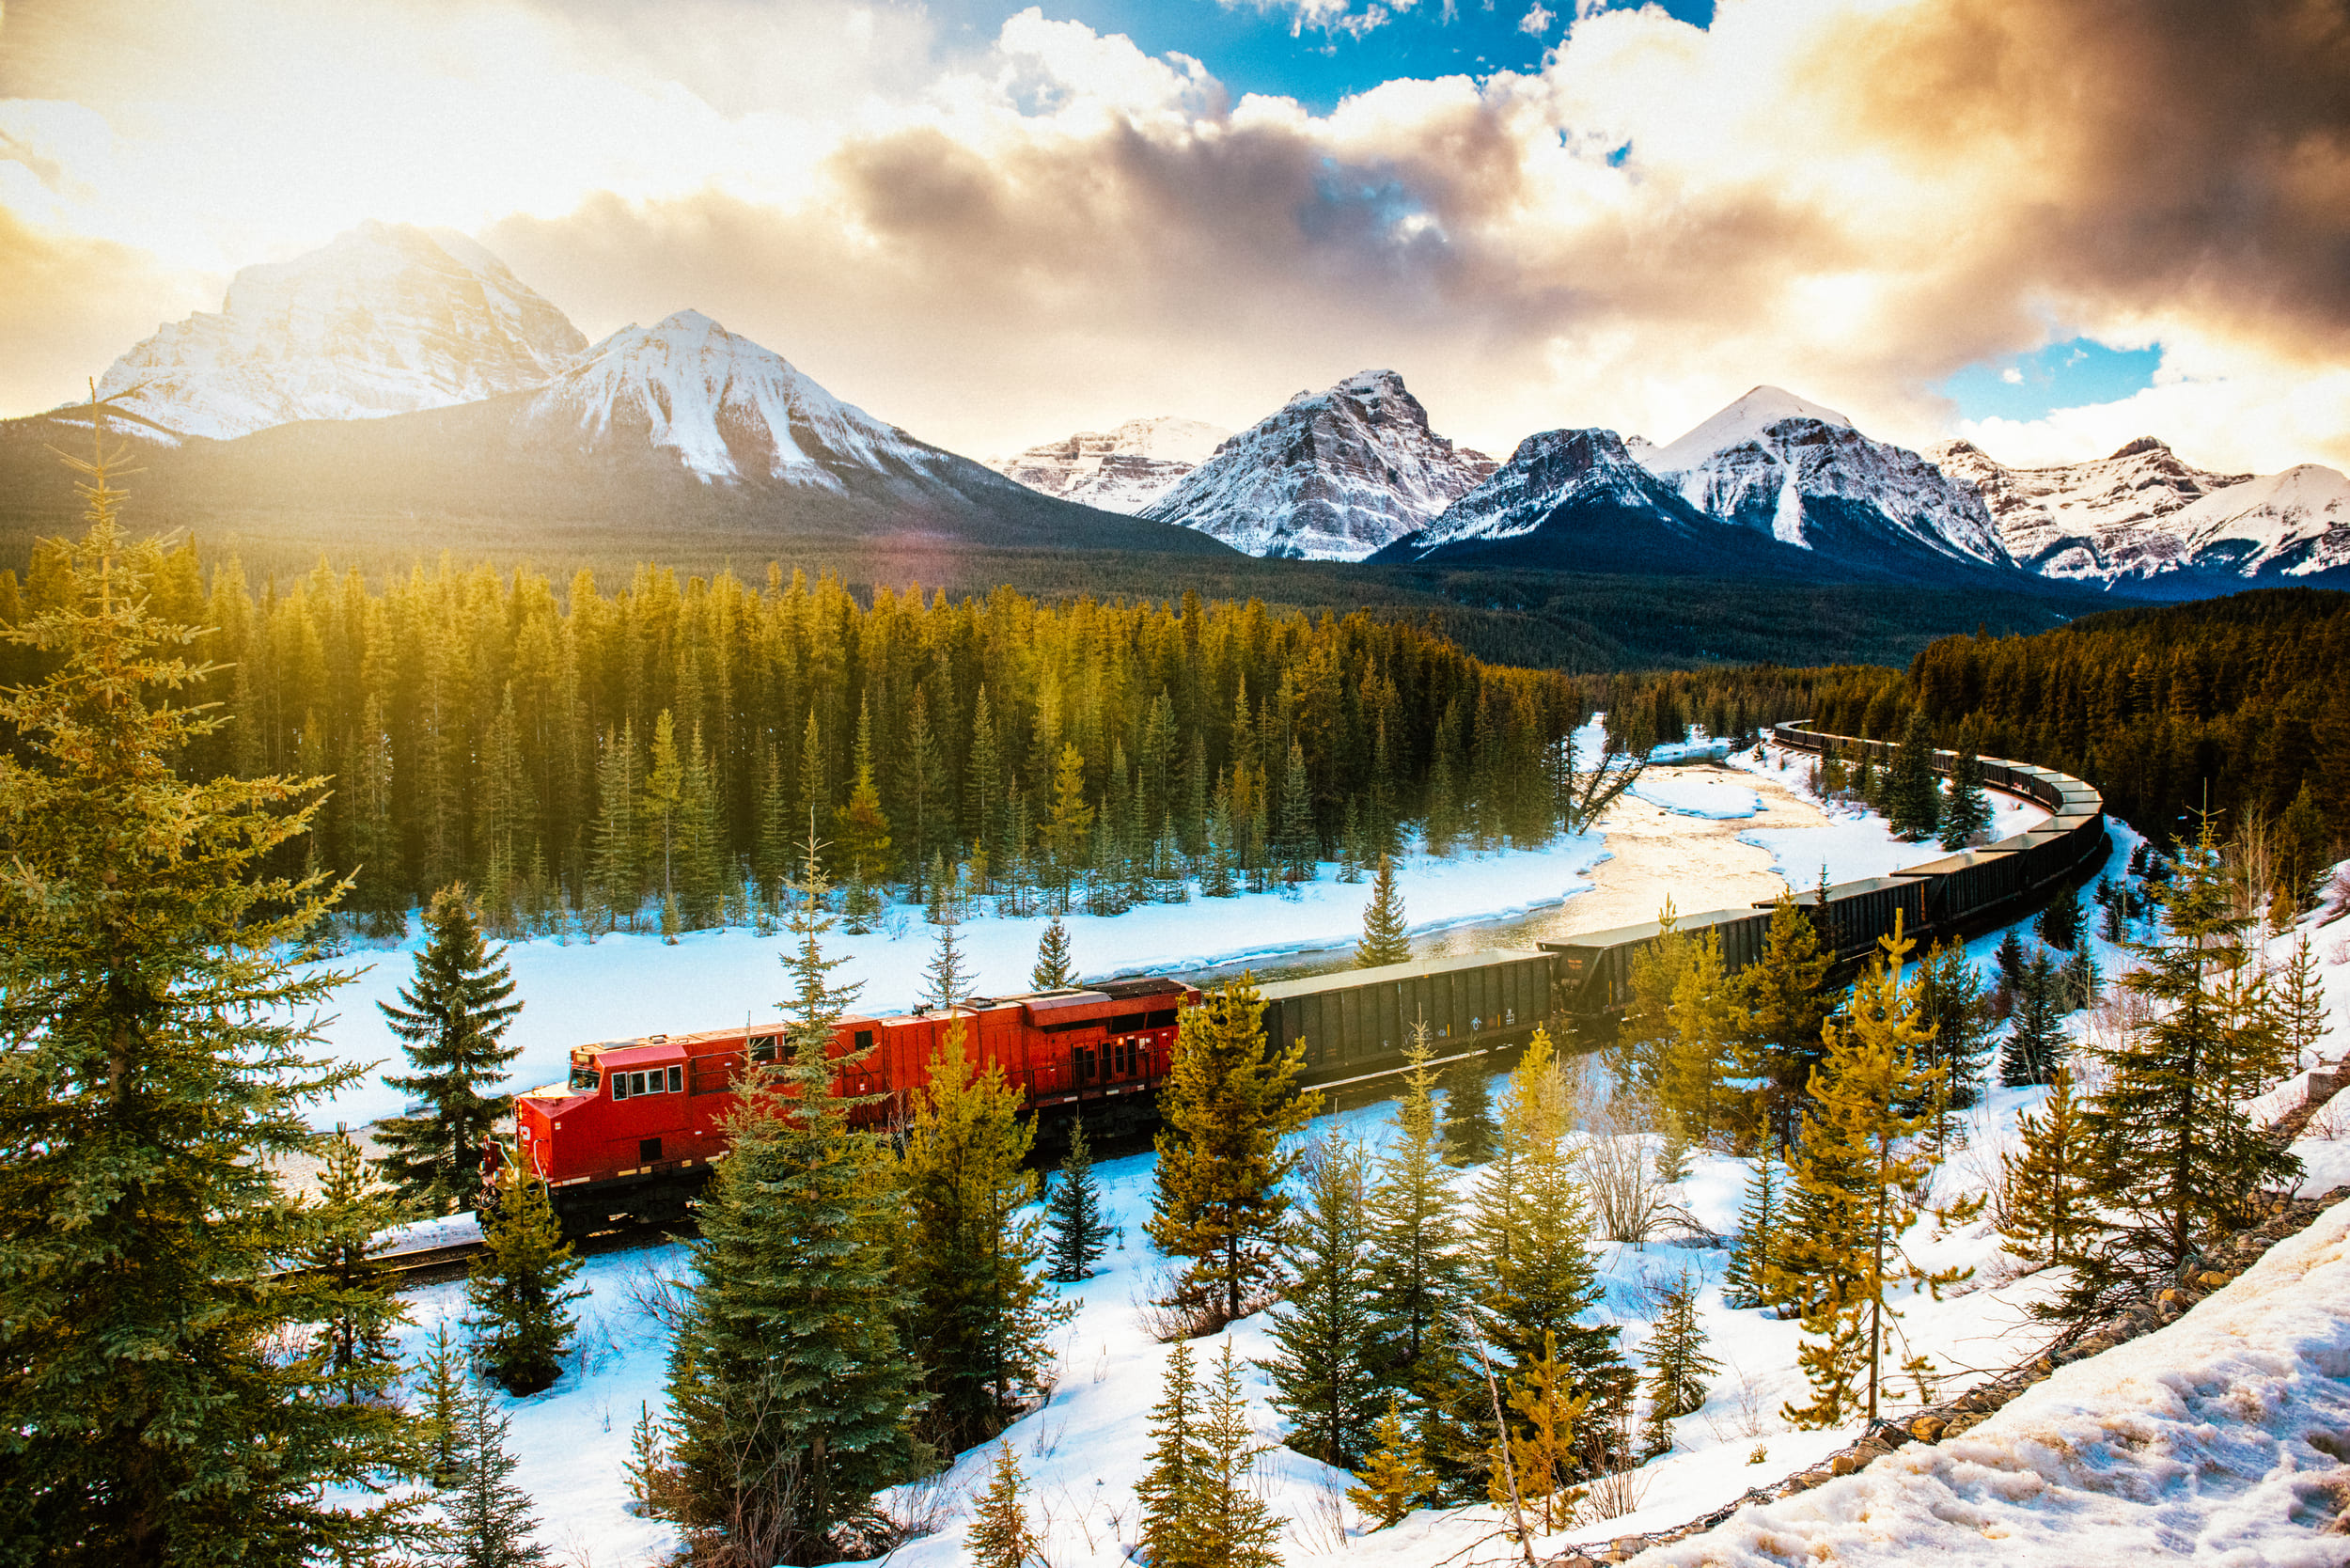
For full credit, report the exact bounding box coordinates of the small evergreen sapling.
[1045,1120,1112,1282]
[2036,886,2082,951]
[1638,1270,1718,1457]
[436,1384,551,1568]
[1261,1134,1380,1468]
[1991,926,2030,1014]
[464,1152,587,1396]
[1998,1065,2090,1268]
[376,883,525,1215]
[1349,1398,1431,1529]
[2277,933,2327,1070]
[968,1443,1042,1568]
[1031,914,1077,990]
[303,1126,411,1404]
[1999,949,2068,1088]
[1503,1329,1588,1531]
[1439,1058,1499,1168]
[1136,1341,1211,1567]
[1198,1341,1285,1568]
[2060,949,2102,1012]
[1356,855,1412,967]
[1720,1157,1783,1311]
[414,1321,470,1489]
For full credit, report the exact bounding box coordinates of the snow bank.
[1721,745,2050,888]
[1630,776,1762,821]
[1623,1191,2350,1566]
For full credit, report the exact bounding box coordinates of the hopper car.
[514,721,2109,1235]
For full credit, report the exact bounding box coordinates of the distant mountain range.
[19,222,2347,596]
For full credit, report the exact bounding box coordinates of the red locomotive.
[510,977,1197,1235]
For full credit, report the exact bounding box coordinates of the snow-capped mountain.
[1141,370,1495,560]
[95,222,586,440]
[517,310,941,488]
[1929,436,2259,585]
[1371,427,1728,565]
[1637,385,2011,571]
[990,416,1231,513]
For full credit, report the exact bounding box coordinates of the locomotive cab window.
[611,1073,628,1100]
[749,1035,777,1062]
[569,1064,599,1091]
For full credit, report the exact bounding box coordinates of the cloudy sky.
[4,0,2346,471]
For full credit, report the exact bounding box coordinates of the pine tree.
[1031,913,1077,989]
[1368,1032,1466,1386]
[1720,1156,1783,1311]
[1638,1270,1718,1457]
[1356,854,1412,967]
[1913,939,1994,1126]
[832,694,896,888]
[1348,1398,1434,1529]
[2276,933,2327,1070]
[465,1152,587,1396]
[0,416,410,1559]
[414,1320,470,1488]
[1148,978,1316,1326]
[1440,1058,1499,1167]
[1045,1120,1112,1282]
[2067,817,2303,1315]
[1760,916,1965,1427]
[2036,886,2083,950]
[899,1015,1065,1450]
[1936,746,1992,850]
[1198,1341,1285,1568]
[1261,1134,1380,1467]
[679,722,725,928]
[589,720,641,931]
[1991,926,2030,1013]
[436,1385,551,1568]
[1136,1341,1212,1568]
[2060,948,2102,1012]
[643,709,685,938]
[1201,776,1239,898]
[1999,949,2067,1087]
[665,841,921,1564]
[1041,743,1094,914]
[1731,894,1834,1155]
[967,1443,1040,1568]
[1886,709,1941,842]
[376,883,525,1214]
[1503,1329,1589,1530]
[1998,1064,2090,1269]
[304,1126,411,1404]
[920,914,974,1011]
[1277,736,1316,886]
[1658,928,1736,1146]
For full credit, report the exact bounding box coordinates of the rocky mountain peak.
[94,222,586,441]
[990,416,1231,513]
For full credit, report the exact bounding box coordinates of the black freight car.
[1260,949,1555,1103]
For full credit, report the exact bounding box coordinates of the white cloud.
[1520,4,1556,37]
[2000,367,2024,384]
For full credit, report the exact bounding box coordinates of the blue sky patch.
[929,0,1714,114]
[1939,337,2163,424]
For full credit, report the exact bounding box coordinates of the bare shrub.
[1701,1359,1774,1444]
[1578,1403,1652,1523]
[621,1257,693,1332]
[1577,1095,1695,1246]
[1130,1263,1275,1341]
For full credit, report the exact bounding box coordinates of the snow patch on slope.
[1639,385,1854,476]
[989,416,1231,512]
[1931,435,2257,584]
[94,221,585,439]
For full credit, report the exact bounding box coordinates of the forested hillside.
[1658,588,2350,865]
[0,546,1601,932]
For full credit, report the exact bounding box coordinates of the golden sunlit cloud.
[2,0,2345,470]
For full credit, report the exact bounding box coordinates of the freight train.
[514,721,2108,1236]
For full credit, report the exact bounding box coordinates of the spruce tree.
[642,709,685,937]
[1277,736,1316,886]
[1998,1064,2090,1269]
[2037,886,2083,950]
[1762,917,1965,1427]
[967,1443,1041,1568]
[1731,894,1834,1155]
[665,844,921,1563]
[899,1015,1065,1450]
[1356,854,1412,966]
[0,416,410,1559]
[831,693,896,888]
[436,1385,551,1568]
[1440,1058,1499,1167]
[1031,913,1077,990]
[1348,1398,1431,1529]
[2067,818,2302,1315]
[2060,948,2102,1012]
[2276,933,2327,1070]
[1999,949,2067,1087]
[1045,1120,1112,1282]
[465,1153,587,1396]
[1148,977,1315,1326]
[1261,1134,1380,1467]
[1041,743,1094,914]
[305,1126,411,1404]
[1637,1270,1718,1458]
[1720,1156,1784,1311]
[1198,1341,1286,1568]
[1913,939,1994,1125]
[1885,709,1941,842]
[1136,1341,1212,1568]
[1658,928,1736,1146]
[1937,746,1992,850]
[1368,1033,1466,1386]
[414,1321,470,1488]
[376,883,525,1215]
[588,721,643,931]
[1500,1330,1588,1531]
[1992,925,2031,1013]
[920,914,974,1011]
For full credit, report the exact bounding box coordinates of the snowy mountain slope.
[93,221,586,440]
[1932,436,2350,592]
[1637,386,2012,572]
[989,416,1231,513]
[515,310,940,488]
[1141,369,1495,559]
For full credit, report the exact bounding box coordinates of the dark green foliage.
[1356,854,1412,966]
[465,1155,587,1396]
[1721,1157,1783,1311]
[1261,1135,1381,1468]
[1439,1059,1499,1168]
[1886,707,1941,841]
[1999,950,2068,1087]
[435,1385,550,1568]
[2060,949,2102,1011]
[377,883,525,1215]
[1046,1121,1113,1282]
[1992,927,2030,1013]
[1030,914,1076,990]
[1367,1039,1465,1384]
[304,1127,412,1404]
[1638,1270,1720,1457]
[1136,1341,1211,1568]
[0,421,414,1561]
[1937,746,1992,850]
[415,1323,470,1489]
[2036,886,2082,951]
[1913,939,1994,1117]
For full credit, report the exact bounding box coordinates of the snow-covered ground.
[1720,744,2050,889]
[1628,775,1762,821]
[388,823,2350,1566]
